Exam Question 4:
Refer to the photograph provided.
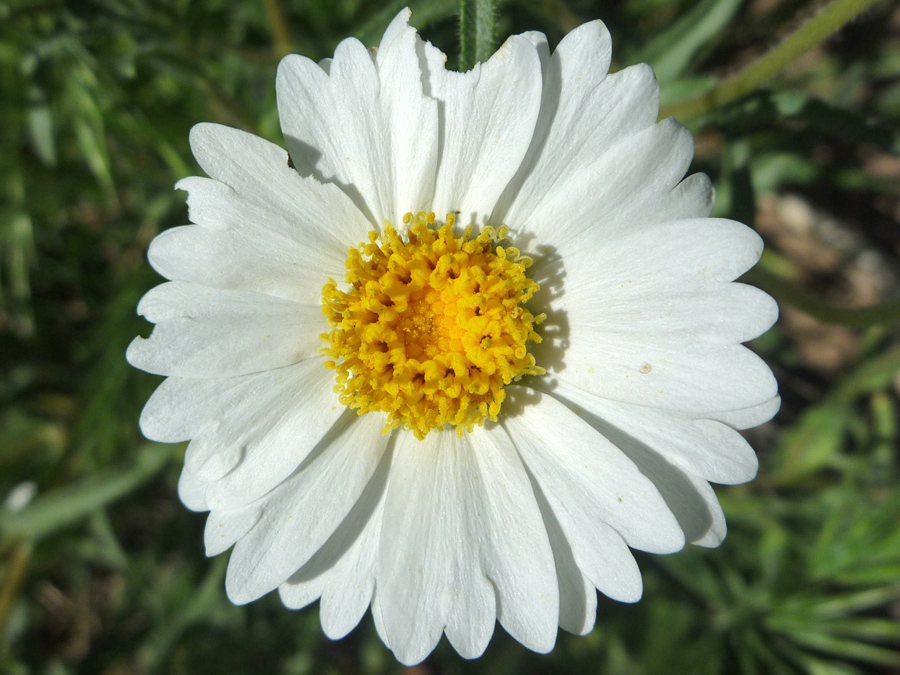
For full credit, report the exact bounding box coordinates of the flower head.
[128,9,779,665]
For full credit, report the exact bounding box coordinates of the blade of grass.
[661,0,886,120]
[1,443,174,542]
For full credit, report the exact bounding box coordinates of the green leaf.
[637,0,742,84]
[820,617,900,642]
[0,443,173,542]
[787,630,900,667]
[772,401,855,483]
[25,101,56,166]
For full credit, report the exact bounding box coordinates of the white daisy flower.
[127,9,779,665]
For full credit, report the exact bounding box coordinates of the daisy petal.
[205,506,262,556]
[514,118,694,252]
[148,224,344,305]
[376,426,558,665]
[504,386,684,556]
[685,478,727,548]
[177,467,208,512]
[709,396,781,429]
[497,23,665,226]
[532,483,598,635]
[153,124,370,304]
[376,11,440,217]
[558,217,766,295]
[589,416,728,546]
[202,393,364,512]
[126,283,323,378]
[537,384,731,546]
[421,35,543,222]
[277,20,439,224]
[557,281,778,346]
[184,123,370,258]
[156,358,342,490]
[224,412,390,604]
[140,357,338,449]
[541,336,777,415]
[541,380,760,485]
[277,44,387,224]
[279,445,390,640]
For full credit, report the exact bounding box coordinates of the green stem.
[263,0,293,58]
[661,0,885,120]
[459,0,496,70]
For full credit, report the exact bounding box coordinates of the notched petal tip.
[125,335,149,367]
[378,6,413,52]
[177,467,209,512]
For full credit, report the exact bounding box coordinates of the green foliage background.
[2,0,900,673]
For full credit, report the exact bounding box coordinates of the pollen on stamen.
[320,211,545,440]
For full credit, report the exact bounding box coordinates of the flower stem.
[661,0,885,120]
[459,0,496,70]
[263,0,293,58]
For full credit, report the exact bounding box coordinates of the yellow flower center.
[321,211,545,439]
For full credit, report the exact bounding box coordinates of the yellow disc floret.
[321,211,545,439]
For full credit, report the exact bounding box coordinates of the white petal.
[140,357,335,441]
[184,124,371,243]
[177,466,208,512]
[278,27,439,225]
[421,35,543,222]
[512,118,695,251]
[533,385,730,546]
[187,358,341,490]
[153,123,371,305]
[376,426,558,665]
[591,418,727,547]
[205,506,262,556]
[277,42,387,223]
[177,125,370,292]
[126,283,323,378]
[685,478,727,548]
[371,592,390,651]
[376,12,440,216]
[444,557,496,661]
[147,223,344,305]
[224,413,390,604]
[532,484,598,635]
[144,358,343,493]
[709,396,781,430]
[377,8,411,51]
[549,217,766,298]
[279,444,390,640]
[554,281,778,346]
[537,380,760,485]
[534,331,776,415]
[503,386,684,556]
[497,23,666,227]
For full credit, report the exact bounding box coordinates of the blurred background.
[2,0,900,673]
